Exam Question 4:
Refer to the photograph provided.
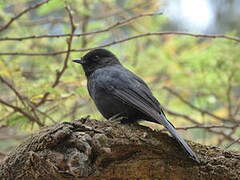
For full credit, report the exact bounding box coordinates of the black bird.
[73,48,199,162]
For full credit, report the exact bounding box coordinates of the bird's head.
[73,49,120,77]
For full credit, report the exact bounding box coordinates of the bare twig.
[164,108,238,142]
[165,87,239,143]
[225,137,240,149]
[0,0,49,33]
[233,101,240,117]
[0,76,27,106]
[226,72,235,119]
[163,87,234,123]
[12,0,149,27]
[164,107,199,124]
[0,31,239,56]
[161,124,235,131]
[218,126,238,146]
[0,98,43,126]
[80,0,90,48]
[0,12,163,41]
[0,76,56,124]
[36,5,76,107]
[0,111,16,122]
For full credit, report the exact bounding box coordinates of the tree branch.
[0,98,43,126]
[36,5,76,107]
[0,31,239,56]
[170,124,235,131]
[0,12,163,41]
[0,118,239,180]
[0,0,49,33]
[0,76,27,106]
[163,87,236,123]
[164,108,238,142]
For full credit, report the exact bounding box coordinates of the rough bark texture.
[0,118,239,180]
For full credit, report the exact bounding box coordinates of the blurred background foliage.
[0,0,239,159]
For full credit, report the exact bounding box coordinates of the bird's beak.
[72,58,83,64]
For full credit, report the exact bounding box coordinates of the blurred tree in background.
[0,0,239,160]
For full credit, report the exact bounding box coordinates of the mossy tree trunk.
[0,118,239,180]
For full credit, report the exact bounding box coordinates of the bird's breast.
[87,66,138,119]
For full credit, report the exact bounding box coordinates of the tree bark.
[0,118,239,180]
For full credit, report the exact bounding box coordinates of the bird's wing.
[107,84,199,162]
[109,85,165,124]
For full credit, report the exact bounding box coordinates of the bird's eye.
[92,55,99,62]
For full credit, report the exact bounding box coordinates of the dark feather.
[110,86,199,162]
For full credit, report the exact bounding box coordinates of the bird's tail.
[159,115,199,163]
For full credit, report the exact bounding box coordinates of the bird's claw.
[108,113,128,123]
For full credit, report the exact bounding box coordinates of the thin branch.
[226,72,235,119]
[163,87,234,123]
[25,99,57,124]
[9,1,149,27]
[0,76,46,125]
[164,108,238,142]
[164,107,199,124]
[36,5,76,107]
[36,109,57,123]
[233,101,240,117]
[0,31,239,56]
[0,0,49,33]
[0,98,43,127]
[220,126,239,146]
[0,12,163,41]
[161,124,235,131]
[0,111,16,122]
[0,76,27,106]
[80,0,90,48]
[225,137,240,149]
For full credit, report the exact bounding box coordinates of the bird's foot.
[108,114,128,124]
